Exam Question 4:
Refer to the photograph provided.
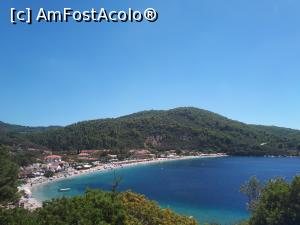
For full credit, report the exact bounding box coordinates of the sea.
[32,156,300,225]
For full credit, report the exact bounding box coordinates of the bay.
[32,157,300,225]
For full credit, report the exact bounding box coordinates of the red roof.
[45,155,62,159]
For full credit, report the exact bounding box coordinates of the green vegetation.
[12,151,40,167]
[27,108,300,154]
[0,121,60,148]
[43,171,54,178]
[240,176,263,213]
[1,107,300,155]
[241,176,300,225]
[0,145,19,205]
[0,190,198,225]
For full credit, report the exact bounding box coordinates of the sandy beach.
[19,153,227,210]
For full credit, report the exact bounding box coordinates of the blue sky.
[1,0,300,129]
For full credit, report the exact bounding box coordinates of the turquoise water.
[32,157,300,225]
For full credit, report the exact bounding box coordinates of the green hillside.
[0,121,60,148]
[19,107,300,155]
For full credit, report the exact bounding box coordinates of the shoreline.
[19,154,227,210]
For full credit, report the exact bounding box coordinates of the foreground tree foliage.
[241,176,300,225]
[240,176,262,213]
[0,190,199,225]
[0,145,19,205]
[121,192,198,225]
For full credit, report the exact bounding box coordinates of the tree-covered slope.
[0,121,60,148]
[0,121,60,133]
[25,107,300,154]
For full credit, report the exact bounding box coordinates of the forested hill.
[11,107,299,155]
[0,121,60,147]
[0,121,60,133]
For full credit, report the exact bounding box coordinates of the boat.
[58,188,71,192]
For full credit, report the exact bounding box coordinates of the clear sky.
[1,0,300,129]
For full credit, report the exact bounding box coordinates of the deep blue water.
[32,157,300,225]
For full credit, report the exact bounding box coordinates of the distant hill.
[12,107,299,155]
[0,121,61,133]
[0,121,60,148]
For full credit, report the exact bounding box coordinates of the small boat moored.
[58,188,71,192]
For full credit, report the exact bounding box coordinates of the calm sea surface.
[32,157,300,225]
